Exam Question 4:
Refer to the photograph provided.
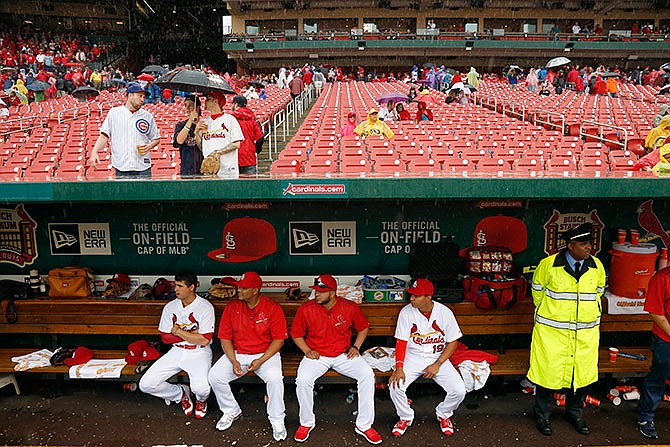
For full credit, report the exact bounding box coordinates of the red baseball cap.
[310,274,337,292]
[64,346,94,366]
[107,273,131,285]
[406,278,434,296]
[125,340,149,364]
[208,217,277,263]
[142,346,161,362]
[232,271,262,289]
[220,276,237,286]
[208,91,226,107]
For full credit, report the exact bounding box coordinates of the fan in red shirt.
[208,272,288,441]
[291,274,382,445]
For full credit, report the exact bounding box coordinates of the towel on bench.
[362,346,395,372]
[68,358,127,379]
[11,349,54,371]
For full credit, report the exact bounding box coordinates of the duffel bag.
[48,267,94,298]
[463,273,527,310]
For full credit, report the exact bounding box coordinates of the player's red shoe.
[438,416,454,436]
[355,426,382,445]
[179,385,193,416]
[392,419,412,437]
[194,399,207,419]
[294,425,314,443]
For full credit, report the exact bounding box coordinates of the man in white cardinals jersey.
[388,278,466,438]
[139,271,215,419]
[195,91,244,178]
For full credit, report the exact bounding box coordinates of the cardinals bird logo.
[410,323,418,335]
[431,320,445,336]
[637,200,670,249]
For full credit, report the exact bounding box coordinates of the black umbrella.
[111,78,127,85]
[463,83,478,92]
[141,65,167,74]
[445,68,456,74]
[661,62,670,71]
[27,80,51,92]
[248,80,265,89]
[72,86,100,100]
[155,69,236,95]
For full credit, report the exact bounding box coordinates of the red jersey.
[643,267,670,343]
[290,297,369,357]
[217,295,288,354]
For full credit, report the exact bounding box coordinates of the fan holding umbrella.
[72,86,100,101]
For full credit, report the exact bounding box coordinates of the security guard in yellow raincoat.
[528,222,606,437]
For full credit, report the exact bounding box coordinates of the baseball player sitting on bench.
[208,272,289,441]
[388,278,466,437]
[291,274,382,445]
[139,271,215,419]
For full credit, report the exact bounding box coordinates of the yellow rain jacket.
[645,115,670,150]
[354,109,394,140]
[528,251,605,390]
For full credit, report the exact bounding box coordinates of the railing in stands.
[0,116,46,138]
[580,120,629,150]
[98,99,123,115]
[502,101,526,122]
[533,109,566,135]
[57,104,91,124]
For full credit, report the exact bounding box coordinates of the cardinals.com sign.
[289,221,356,255]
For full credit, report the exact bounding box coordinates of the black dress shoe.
[536,419,552,436]
[569,418,590,435]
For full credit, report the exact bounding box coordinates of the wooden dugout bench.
[0,296,654,380]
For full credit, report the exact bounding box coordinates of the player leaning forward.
[208,272,289,441]
[139,271,215,418]
[291,274,383,444]
[389,278,466,437]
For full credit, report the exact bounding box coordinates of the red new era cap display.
[310,274,337,292]
[232,271,262,289]
[459,215,528,257]
[208,217,277,263]
[64,346,94,366]
[406,278,435,296]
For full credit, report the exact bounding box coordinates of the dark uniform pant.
[534,384,585,422]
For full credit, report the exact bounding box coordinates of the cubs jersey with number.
[100,105,160,172]
[158,295,215,348]
[395,301,462,362]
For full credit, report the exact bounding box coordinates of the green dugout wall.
[1,177,669,277]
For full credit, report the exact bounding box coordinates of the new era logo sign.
[289,222,356,255]
[51,230,78,249]
[49,224,80,254]
[292,228,319,248]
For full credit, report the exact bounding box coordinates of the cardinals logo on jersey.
[431,320,445,336]
[174,312,199,332]
[333,314,348,328]
[255,312,269,327]
[410,321,446,346]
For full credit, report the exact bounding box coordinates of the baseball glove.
[208,283,237,299]
[200,151,221,175]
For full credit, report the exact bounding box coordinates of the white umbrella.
[448,82,470,94]
[546,57,571,69]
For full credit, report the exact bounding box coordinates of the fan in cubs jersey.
[139,271,215,420]
[90,82,160,177]
[195,91,243,178]
[388,278,466,438]
[291,274,382,445]
[208,271,289,441]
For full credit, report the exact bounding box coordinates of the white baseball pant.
[296,354,375,430]
[139,346,212,402]
[390,356,466,421]
[208,352,285,426]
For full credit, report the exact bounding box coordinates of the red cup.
[630,229,640,245]
[553,392,566,400]
[616,385,637,392]
[585,395,601,407]
[664,395,670,402]
[617,228,626,244]
[555,396,565,407]
[609,347,619,362]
